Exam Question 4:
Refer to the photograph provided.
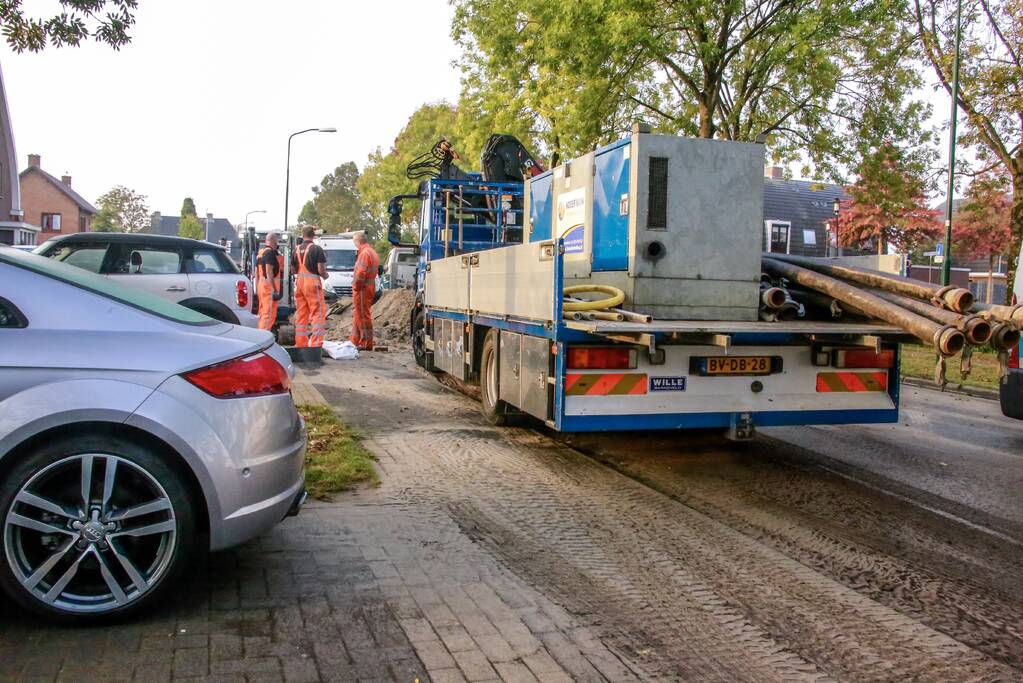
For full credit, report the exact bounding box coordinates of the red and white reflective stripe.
[565,373,647,396]
[816,371,888,393]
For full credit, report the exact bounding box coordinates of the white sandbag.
[322,340,360,360]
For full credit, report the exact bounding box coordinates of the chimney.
[764,166,784,180]
[28,153,40,168]
[61,174,72,187]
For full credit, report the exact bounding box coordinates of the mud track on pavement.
[308,354,1022,682]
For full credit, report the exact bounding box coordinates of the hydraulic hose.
[563,285,625,312]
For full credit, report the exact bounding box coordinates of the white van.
[1001,241,1023,419]
[315,233,382,301]
[384,246,418,288]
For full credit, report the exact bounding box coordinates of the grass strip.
[297,404,379,499]
[900,343,1002,391]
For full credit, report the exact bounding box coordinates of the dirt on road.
[326,288,415,346]
[303,351,1023,682]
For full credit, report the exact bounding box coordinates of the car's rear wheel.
[0,435,196,623]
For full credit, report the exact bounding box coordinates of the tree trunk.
[987,254,994,304]
[698,96,714,138]
[1007,168,1023,305]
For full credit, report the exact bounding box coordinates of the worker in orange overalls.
[351,231,380,350]
[293,225,328,347]
[255,233,284,331]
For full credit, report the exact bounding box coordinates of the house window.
[764,220,791,253]
[803,229,817,246]
[79,214,87,232]
[41,213,62,231]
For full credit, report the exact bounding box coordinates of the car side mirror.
[130,251,142,273]
[387,197,403,246]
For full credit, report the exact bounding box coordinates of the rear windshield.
[0,248,216,326]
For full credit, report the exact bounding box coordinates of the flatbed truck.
[389,128,909,438]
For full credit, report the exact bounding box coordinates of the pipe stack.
[759,253,1022,365]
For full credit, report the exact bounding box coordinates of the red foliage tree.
[954,170,1012,303]
[834,146,941,254]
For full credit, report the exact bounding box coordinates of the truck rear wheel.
[412,309,434,372]
[480,329,513,425]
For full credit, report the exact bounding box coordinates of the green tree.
[358,103,462,235]
[178,214,204,240]
[309,162,375,236]
[298,200,319,227]
[915,0,1023,303]
[181,197,197,218]
[1,0,138,52]
[92,185,149,233]
[451,0,929,176]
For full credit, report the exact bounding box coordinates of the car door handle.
[165,286,187,292]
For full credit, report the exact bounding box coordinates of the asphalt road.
[765,384,1023,539]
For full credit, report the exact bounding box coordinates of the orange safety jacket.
[353,243,379,290]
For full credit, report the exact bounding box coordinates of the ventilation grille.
[647,157,668,229]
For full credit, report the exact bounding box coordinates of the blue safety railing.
[422,178,524,263]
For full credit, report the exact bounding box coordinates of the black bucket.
[286,346,323,364]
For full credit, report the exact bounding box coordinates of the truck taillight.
[183,352,290,398]
[236,280,249,307]
[567,347,636,370]
[832,348,895,369]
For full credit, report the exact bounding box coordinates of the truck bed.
[564,319,904,336]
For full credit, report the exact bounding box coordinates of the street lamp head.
[318,127,337,133]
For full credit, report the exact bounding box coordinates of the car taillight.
[567,346,636,369]
[183,352,290,398]
[236,280,249,308]
[832,348,895,369]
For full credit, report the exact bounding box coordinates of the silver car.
[0,247,306,621]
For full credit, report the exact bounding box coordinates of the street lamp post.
[244,209,266,230]
[941,0,963,287]
[284,127,337,234]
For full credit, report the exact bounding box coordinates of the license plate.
[691,356,778,376]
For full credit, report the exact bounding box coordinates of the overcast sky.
[1,0,462,231]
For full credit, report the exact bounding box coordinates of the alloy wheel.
[3,454,177,614]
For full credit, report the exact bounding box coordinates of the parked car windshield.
[325,249,357,271]
[0,248,216,325]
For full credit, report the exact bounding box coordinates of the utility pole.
[941,0,963,287]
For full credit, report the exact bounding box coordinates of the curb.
[901,377,999,401]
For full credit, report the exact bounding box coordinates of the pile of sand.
[326,288,416,346]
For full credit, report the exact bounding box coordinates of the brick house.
[19,153,97,243]
[0,63,38,246]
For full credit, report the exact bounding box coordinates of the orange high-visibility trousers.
[295,275,326,347]
[257,280,278,331]
[351,285,375,350]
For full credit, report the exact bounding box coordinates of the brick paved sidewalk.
[0,365,637,683]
